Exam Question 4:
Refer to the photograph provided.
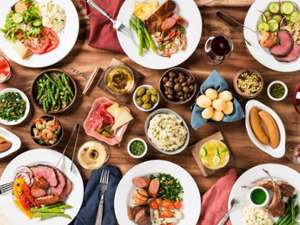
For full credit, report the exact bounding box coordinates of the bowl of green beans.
[32,69,77,114]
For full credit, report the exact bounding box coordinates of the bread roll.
[223,101,233,115]
[212,99,226,111]
[219,90,233,101]
[205,88,218,100]
[202,107,214,119]
[196,95,211,108]
[212,111,224,122]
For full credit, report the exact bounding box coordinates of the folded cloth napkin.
[81,0,124,53]
[191,70,245,129]
[198,168,238,225]
[72,165,122,225]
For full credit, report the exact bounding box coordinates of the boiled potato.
[211,111,224,122]
[212,99,226,111]
[219,90,233,101]
[202,107,214,119]
[205,88,218,100]
[196,95,211,108]
[223,101,233,115]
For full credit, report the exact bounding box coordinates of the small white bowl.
[248,186,270,208]
[267,80,288,102]
[133,85,159,112]
[0,88,30,126]
[127,138,148,159]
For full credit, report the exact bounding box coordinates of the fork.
[95,169,110,225]
[217,198,239,225]
[0,182,13,195]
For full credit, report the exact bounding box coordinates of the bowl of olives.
[160,67,197,104]
[133,85,160,112]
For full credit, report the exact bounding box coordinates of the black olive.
[162,77,169,83]
[174,84,182,92]
[177,91,183,96]
[182,82,187,87]
[183,86,190,93]
[165,81,174,88]
[174,78,179,83]
[167,94,173,99]
[169,71,177,78]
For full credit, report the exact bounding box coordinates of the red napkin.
[81,0,124,53]
[198,169,238,225]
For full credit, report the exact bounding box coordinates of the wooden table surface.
[1,1,300,194]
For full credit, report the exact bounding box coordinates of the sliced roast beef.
[275,43,300,62]
[31,186,46,198]
[50,168,66,196]
[60,177,73,200]
[36,194,60,206]
[271,30,293,57]
[31,165,58,187]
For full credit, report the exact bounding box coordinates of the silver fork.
[95,169,110,225]
[86,0,129,34]
[0,182,13,195]
[217,198,239,225]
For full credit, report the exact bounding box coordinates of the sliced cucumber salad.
[257,1,300,33]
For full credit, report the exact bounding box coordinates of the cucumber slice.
[268,2,280,14]
[290,11,300,23]
[257,22,270,32]
[268,19,279,32]
[281,1,295,15]
[264,10,272,21]
[12,13,23,24]
[33,19,42,27]
[261,14,267,23]
[273,15,282,23]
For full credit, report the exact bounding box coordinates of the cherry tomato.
[24,35,50,54]
[19,194,31,210]
[43,27,59,53]
[174,201,182,209]
[160,199,174,210]
[150,199,159,209]
[160,210,174,218]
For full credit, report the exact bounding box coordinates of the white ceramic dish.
[0,127,21,159]
[247,186,270,208]
[116,0,202,70]
[114,160,201,225]
[245,100,286,158]
[144,108,190,155]
[0,88,30,126]
[229,163,300,225]
[0,0,79,68]
[133,85,160,112]
[267,80,289,102]
[244,0,300,72]
[127,138,148,159]
[0,149,84,225]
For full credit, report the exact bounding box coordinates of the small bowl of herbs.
[267,80,288,102]
[127,138,148,159]
[0,88,30,126]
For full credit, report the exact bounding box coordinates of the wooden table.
[1,0,300,194]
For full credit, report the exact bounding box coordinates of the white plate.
[229,163,300,225]
[117,0,202,70]
[0,0,79,68]
[0,149,84,225]
[245,100,286,158]
[0,127,21,159]
[114,160,201,225]
[0,88,30,126]
[244,0,300,72]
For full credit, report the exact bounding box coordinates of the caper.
[136,87,146,96]
[142,103,152,109]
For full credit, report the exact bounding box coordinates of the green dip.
[270,83,285,99]
[129,140,145,156]
[0,92,26,121]
[250,188,267,205]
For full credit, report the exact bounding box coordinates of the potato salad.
[147,113,187,151]
[243,206,273,225]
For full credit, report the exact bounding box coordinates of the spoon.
[217,198,239,225]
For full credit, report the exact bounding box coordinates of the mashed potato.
[243,206,273,225]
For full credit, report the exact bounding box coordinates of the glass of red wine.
[204,35,234,64]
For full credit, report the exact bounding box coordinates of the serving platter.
[0,127,21,159]
[114,160,201,225]
[116,0,202,70]
[229,163,300,225]
[0,0,79,68]
[0,149,84,225]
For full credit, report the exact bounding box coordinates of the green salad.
[0,92,26,121]
[1,0,43,41]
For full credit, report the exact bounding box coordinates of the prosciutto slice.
[83,97,130,145]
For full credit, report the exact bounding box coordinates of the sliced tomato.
[150,199,159,209]
[43,27,59,53]
[160,199,174,210]
[174,201,182,209]
[24,35,50,54]
[19,194,31,210]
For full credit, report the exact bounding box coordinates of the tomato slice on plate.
[24,35,50,54]
[43,27,59,53]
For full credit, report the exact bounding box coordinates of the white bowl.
[0,88,30,126]
[133,85,160,112]
[267,80,288,102]
[144,108,190,155]
[127,138,148,159]
[245,100,286,158]
[248,186,270,208]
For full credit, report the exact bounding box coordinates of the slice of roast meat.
[31,185,46,198]
[271,30,293,57]
[60,177,73,201]
[128,206,144,220]
[275,43,300,62]
[31,165,58,187]
[50,168,66,197]
[269,200,286,217]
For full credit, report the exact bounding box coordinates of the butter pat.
[107,103,133,131]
